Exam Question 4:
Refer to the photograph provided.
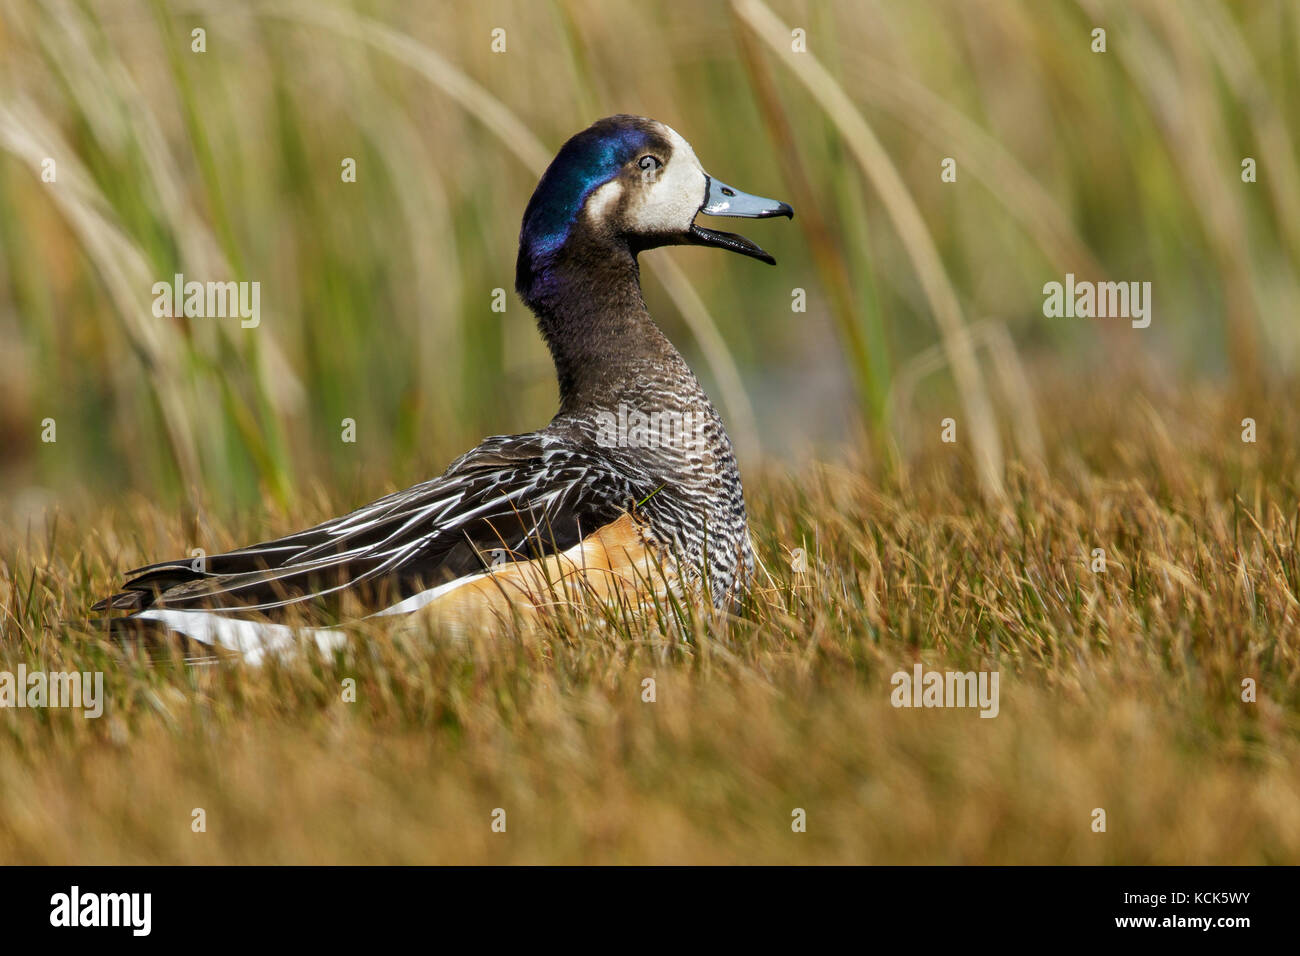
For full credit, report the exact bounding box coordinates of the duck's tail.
[69,612,349,666]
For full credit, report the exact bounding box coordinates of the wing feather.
[94,434,640,620]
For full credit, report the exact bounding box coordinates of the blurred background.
[1,0,1297,519]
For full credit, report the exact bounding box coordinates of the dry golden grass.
[2,0,1297,866]
[2,369,1298,864]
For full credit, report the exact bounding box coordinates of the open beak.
[689,175,794,265]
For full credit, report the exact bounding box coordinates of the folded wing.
[93,433,640,621]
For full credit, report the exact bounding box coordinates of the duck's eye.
[637,155,663,176]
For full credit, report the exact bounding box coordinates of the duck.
[93,115,793,661]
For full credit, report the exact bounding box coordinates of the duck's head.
[517,115,792,294]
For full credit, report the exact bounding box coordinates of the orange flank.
[412,514,678,633]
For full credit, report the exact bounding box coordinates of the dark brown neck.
[517,230,683,414]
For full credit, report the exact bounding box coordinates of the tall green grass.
[0,0,1297,516]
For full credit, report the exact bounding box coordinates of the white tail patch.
[135,609,348,667]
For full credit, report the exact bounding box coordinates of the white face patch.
[582,122,708,238]
[628,124,708,235]
[585,178,624,228]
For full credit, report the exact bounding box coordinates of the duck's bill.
[690,176,794,265]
